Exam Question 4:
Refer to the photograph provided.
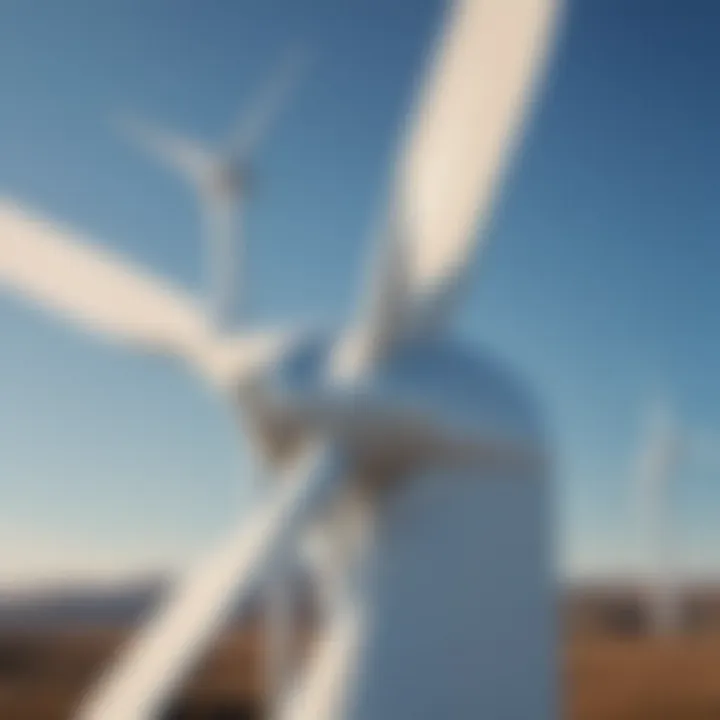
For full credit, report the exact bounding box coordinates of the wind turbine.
[0,2,565,718]
[634,399,683,634]
[119,47,309,329]
[632,399,720,635]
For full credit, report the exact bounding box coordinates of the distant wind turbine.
[631,398,720,633]
[634,398,682,634]
[118,46,311,330]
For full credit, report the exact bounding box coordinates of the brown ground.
[1,594,719,719]
[567,634,720,719]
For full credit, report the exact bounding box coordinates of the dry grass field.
[0,590,718,719]
[567,634,720,719]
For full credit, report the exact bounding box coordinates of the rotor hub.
[243,334,547,476]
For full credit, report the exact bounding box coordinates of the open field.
[0,588,719,719]
[0,626,267,719]
[567,634,720,719]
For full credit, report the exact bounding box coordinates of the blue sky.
[1,0,719,585]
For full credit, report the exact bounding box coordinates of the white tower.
[634,400,683,635]
[279,343,555,720]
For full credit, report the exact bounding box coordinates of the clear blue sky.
[1,0,719,585]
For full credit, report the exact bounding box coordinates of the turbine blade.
[365,0,563,353]
[0,199,206,354]
[0,200,297,389]
[228,45,310,158]
[686,427,720,472]
[118,115,216,188]
[197,326,302,391]
[265,536,295,718]
[76,446,344,720]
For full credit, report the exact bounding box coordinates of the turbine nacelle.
[240,334,546,481]
[202,159,256,203]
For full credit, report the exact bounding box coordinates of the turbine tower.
[120,47,309,329]
[634,399,682,634]
[0,2,565,718]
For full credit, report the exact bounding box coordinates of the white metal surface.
[358,0,563,360]
[287,458,554,720]
[77,447,342,720]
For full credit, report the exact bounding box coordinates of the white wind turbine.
[0,2,565,718]
[634,399,683,634]
[633,399,720,635]
[119,47,309,329]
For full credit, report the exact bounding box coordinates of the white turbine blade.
[119,115,216,188]
[685,427,720,472]
[76,446,343,720]
[228,45,310,158]
[370,0,563,346]
[0,200,206,354]
[197,326,302,390]
[0,200,295,387]
[282,601,364,720]
[265,540,294,719]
